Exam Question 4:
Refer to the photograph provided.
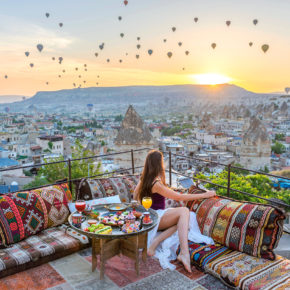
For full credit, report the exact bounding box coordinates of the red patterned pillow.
[0,192,47,246]
[189,196,286,260]
[31,183,72,228]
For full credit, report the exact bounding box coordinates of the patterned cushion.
[94,175,140,202]
[189,196,285,260]
[0,226,89,278]
[165,187,188,209]
[30,183,72,228]
[0,192,47,247]
[177,241,232,270]
[205,251,290,290]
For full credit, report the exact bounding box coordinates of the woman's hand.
[203,190,216,198]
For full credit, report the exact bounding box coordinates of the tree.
[23,176,49,190]
[195,171,290,206]
[114,114,123,122]
[275,133,285,141]
[37,140,102,184]
[271,142,286,154]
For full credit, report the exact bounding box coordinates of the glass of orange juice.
[142,196,152,210]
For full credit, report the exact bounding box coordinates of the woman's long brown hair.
[136,150,166,202]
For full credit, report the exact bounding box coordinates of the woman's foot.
[147,245,155,257]
[177,253,192,273]
[147,240,158,256]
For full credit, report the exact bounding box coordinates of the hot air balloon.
[253,19,258,25]
[285,87,290,94]
[178,42,182,47]
[58,57,63,64]
[85,69,87,71]
[84,64,87,67]
[83,80,86,84]
[211,43,216,49]
[194,17,199,23]
[172,27,176,32]
[148,49,153,55]
[97,75,100,78]
[25,51,30,57]
[59,23,63,27]
[30,63,34,68]
[79,75,81,78]
[124,0,128,5]
[261,44,269,53]
[136,54,140,59]
[75,67,78,71]
[95,53,98,57]
[182,67,185,71]
[137,44,141,49]
[118,16,122,21]
[137,37,140,41]
[62,70,65,73]
[163,39,167,43]
[99,43,104,50]
[37,44,43,52]
[119,59,122,63]
[125,53,128,56]
[4,75,8,79]
[22,96,26,100]
[58,75,61,78]
[96,82,99,85]
[226,20,231,26]
[52,57,55,60]
[87,104,93,112]
[120,33,124,38]
[4,107,10,113]
[46,82,49,85]
[167,52,173,58]
[107,59,110,62]
[185,51,190,55]
[45,13,50,18]
[249,42,253,47]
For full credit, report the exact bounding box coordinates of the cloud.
[0,14,75,54]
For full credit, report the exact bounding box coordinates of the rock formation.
[240,117,271,170]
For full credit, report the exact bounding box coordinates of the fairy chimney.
[240,117,271,170]
[114,105,157,170]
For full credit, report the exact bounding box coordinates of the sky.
[0,0,290,97]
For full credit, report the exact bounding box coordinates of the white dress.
[147,209,214,270]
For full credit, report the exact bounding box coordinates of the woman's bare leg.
[148,225,177,256]
[157,207,191,272]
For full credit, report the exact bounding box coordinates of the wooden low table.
[68,204,158,279]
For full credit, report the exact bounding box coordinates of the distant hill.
[0,95,28,104]
[0,84,274,112]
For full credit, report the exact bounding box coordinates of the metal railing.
[166,150,290,209]
[1,147,289,209]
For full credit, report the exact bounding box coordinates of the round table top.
[68,203,159,239]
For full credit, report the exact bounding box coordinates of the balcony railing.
[0,147,289,212]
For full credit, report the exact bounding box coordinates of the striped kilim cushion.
[189,196,285,260]
[205,251,290,290]
[0,183,72,246]
[176,241,233,270]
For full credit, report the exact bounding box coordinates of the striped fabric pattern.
[189,197,285,260]
[205,251,290,290]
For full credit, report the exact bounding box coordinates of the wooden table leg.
[141,232,148,263]
[99,238,121,280]
[100,239,105,280]
[135,235,139,276]
[92,238,97,272]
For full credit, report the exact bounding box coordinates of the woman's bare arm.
[152,182,216,201]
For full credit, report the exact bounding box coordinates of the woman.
[134,150,216,273]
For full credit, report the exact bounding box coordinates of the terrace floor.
[0,233,288,290]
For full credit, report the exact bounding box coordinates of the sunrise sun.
[192,73,232,85]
